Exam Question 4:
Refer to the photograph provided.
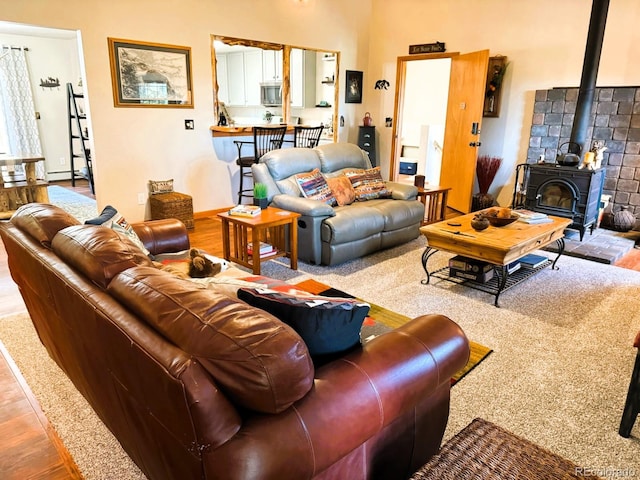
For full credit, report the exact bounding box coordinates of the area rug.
[294,278,492,386]
[410,418,603,479]
[47,185,97,222]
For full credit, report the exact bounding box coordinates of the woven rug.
[410,418,603,480]
[47,185,97,222]
[293,279,492,386]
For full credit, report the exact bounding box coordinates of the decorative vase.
[471,215,490,231]
[612,205,636,232]
[472,193,494,211]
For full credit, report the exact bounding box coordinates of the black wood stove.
[515,164,604,240]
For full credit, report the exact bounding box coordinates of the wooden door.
[439,50,489,213]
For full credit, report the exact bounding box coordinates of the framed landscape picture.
[108,38,193,108]
[345,70,363,104]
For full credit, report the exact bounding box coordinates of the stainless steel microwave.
[260,82,282,106]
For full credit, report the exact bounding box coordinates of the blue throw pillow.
[237,287,370,359]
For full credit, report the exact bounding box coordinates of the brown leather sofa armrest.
[207,314,469,479]
[131,219,190,256]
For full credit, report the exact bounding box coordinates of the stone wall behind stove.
[527,86,640,218]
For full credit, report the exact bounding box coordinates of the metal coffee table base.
[421,238,566,307]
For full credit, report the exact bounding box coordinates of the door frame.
[389,52,459,182]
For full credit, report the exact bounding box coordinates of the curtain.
[0,46,44,179]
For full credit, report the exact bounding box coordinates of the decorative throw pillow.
[148,178,174,195]
[345,167,391,201]
[294,168,337,206]
[85,205,151,257]
[326,175,356,206]
[237,287,370,358]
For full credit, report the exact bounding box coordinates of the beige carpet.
[1,236,640,478]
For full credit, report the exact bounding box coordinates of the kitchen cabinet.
[263,49,283,82]
[290,49,316,108]
[216,54,229,104]
[244,50,262,106]
[218,49,263,106]
[226,52,245,106]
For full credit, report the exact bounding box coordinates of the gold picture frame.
[108,37,193,108]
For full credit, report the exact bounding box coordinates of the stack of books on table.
[515,209,552,224]
[448,255,494,283]
[247,242,277,257]
[519,253,548,269]
[229,205,262,217]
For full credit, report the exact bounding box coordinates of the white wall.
[0,0,372,222]
[368,0,640,206]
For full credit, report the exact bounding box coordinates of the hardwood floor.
[0,181,638,479]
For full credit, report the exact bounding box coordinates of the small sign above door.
[409,42,446,55]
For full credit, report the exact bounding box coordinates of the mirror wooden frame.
[210,34,340,138]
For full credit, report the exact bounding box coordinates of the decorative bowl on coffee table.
[486,214,519,227]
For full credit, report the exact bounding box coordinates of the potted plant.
[253,183,268,209]
[472,155,502,211]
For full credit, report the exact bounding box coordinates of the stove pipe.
[568,0,609,156]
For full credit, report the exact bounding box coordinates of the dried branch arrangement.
[476,155,502,194]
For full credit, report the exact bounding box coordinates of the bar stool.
[293,125,324,148]
[234,126,286,204]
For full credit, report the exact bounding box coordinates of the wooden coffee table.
[420,212,572,306]
[217,206,300,275]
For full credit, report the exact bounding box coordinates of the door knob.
[469,141,482,147]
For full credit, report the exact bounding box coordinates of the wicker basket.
[149,192,194,229]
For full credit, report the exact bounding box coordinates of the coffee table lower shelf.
[422,260,552,307]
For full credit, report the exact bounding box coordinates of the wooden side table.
[217,207,300,275]
[416,185,451,225]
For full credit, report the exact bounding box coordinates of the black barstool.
[234,126,286,204]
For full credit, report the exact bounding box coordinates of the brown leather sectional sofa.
[0,203,470,480]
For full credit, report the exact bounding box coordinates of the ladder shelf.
[67,83,94,193]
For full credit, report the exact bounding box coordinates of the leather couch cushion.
[367,199,425,231]
[316,142,370,172]
[261,147,321,181]
[11,203,80,248]
[52,224,154,289]
[322,205,384,244]
[237,287,369,358]
[108,266,314,414]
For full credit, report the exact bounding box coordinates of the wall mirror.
[211,35,339,142]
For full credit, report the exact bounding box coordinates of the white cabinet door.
[227,52,245,106]
[263,50,283,82]
[244,50,263,106]
[290,49,316,108]
[216,54,229,104]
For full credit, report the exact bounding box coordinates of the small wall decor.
[345,70,363,104]
[483,56,508,117]
[375,79,390,90]
[39,77,61,89]
[108,37,193,108]
[409,42,446,55]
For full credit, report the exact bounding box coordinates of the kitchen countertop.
[210,124,295,137]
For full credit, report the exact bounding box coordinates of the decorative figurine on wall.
[39,77,61,89]
[375,79,390,90]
